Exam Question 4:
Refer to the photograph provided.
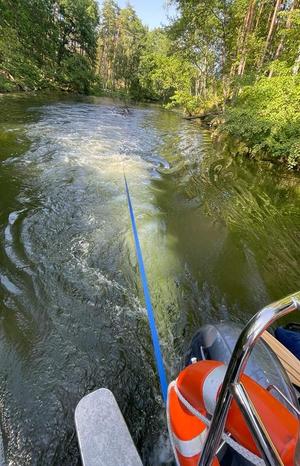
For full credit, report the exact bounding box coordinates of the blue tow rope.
[124,175,168,403]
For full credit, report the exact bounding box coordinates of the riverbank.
[187,75,300,171]
[0,70,102,96]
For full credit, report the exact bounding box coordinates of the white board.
[75,388,143,466]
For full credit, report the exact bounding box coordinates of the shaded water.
[0,94,299,465]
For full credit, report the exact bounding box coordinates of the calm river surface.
[0,94,299,465]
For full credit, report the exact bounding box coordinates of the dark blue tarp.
[275,327,300,360]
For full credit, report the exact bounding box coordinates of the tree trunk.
[255,0,266,30]
[237,0,256,76]
[259,0,281,69]
[269,0,295,78]
[293,44,300,74]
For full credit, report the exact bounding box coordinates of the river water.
[0,94,299,465]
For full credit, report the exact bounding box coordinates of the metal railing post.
[232,382,284,465]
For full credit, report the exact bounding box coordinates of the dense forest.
[1,0,300,168]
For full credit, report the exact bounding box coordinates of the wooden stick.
[262,331,300,387]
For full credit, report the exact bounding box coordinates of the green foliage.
[222,76,300,168]
[0,0,99,93]
[139,33,196,104]
[97,1,147,98]
[57,54,95,94]
[57,0,99,62]
[170,0,300,168]
[0,75,15,92]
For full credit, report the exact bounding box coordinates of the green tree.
[138,29,196,109]
[56,0,99,64]
[113,5,146,95]
[97,1,146,96]
[0,0,99,93]
[97,0,120,88]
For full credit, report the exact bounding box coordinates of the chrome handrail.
[232,382,284,465]
[198,291,300,466]
[266,384,300,417]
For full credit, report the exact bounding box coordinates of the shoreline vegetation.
[1,1,300,170]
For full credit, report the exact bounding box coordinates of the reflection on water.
[0,94,299,465]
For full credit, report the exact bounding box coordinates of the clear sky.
[98,1,177,29]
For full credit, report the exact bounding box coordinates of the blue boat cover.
[275,327,300,360]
